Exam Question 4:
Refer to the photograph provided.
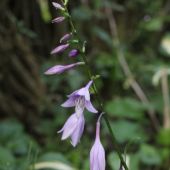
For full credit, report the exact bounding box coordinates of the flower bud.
[68,49,79,57]
[60,33,72,43]
[52,17,65,23]
[51,44,69,55]
[52,2,64,10]
[44,62,84,75]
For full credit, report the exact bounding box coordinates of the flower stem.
[62,2,128,170]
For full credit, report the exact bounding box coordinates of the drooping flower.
[90,116,106,170]
[51,44,69,55]
[60,33,72,43]
[52,2,64,10]
[58,112,85,147]
[52,17,65,23]
[44,62,84,75]
[61,80,98,114]
[68,49,79,57]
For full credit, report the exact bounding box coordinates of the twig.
[161,68,170,129]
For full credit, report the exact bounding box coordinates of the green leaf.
[108,152,121,170]
[72,7,92,21]
[38,152,69,164]
[156,128,170,146]
[129,154,140,170]
[108,120,147,143]
[0,147,15,170]
[0,120,23,143]
[38,0,52,22]
[139,144,162,165]
[142,17,163,31]
[92,27,112,47]
[105,98,145,120]
[108,152,140,170]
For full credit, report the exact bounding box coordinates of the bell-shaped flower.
[61,80,98,115]
[58,112,85,147]
[90,117,105,170]
[44,62,84,75]
[51,44,69,55]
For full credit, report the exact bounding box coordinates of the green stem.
[62,2,128,170]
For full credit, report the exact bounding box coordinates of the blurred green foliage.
[1,0,170,170]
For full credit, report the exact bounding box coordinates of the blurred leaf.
[72,7,92,21]
[38,152,69,164]
[142,17,163,31]
[156,128,170,146]
[7,135,38,156]
[108,120,147,143]
[92,27,112,47]
[66,70,85,89]
[0,120,23,143]
[0,147,15,170]
[139,144,162,165]
[95,53,114,68]
[105,98,145,120]
[108,152,131,170]
[38,0,52,22]
[129,154,140,170]
[103,1,125,11]
[108,152,121,170]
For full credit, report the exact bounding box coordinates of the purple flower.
[52,2,64,10]
[52,17,65,23]
[51,44,69,55]
[90,119,106,170]
[68,49,79,57]
[60,33,72,43]
[62,80,98,115]
[58,112,85,147]
[44,62,84,75]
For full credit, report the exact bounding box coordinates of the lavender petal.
[61,96,76,107]
[85,101,98,113]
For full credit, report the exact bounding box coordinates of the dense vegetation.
[0,0,170,170]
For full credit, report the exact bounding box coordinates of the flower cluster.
[45,1,106,170]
